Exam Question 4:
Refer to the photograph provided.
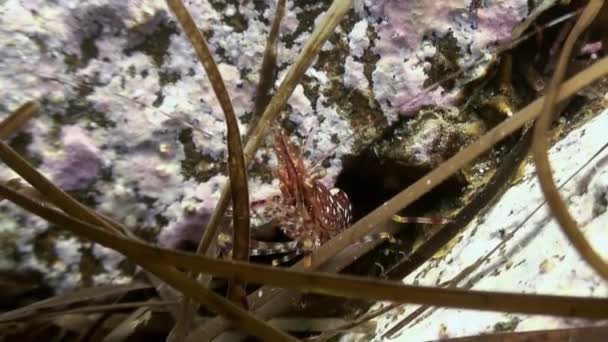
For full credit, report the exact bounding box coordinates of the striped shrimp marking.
[218,129,352,263]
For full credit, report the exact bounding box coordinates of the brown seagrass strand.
[164,0,251,290]
[252,0,286,126]
[0,283,151,323]
[0,101,39,139]
[164,0,252,339]
[1,182,608,321]
[532,0,608,280]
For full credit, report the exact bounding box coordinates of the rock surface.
[343,109,608,341]
[0,0,531,292]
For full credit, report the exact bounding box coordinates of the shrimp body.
[218,130,352,260]
[262,130,352,250]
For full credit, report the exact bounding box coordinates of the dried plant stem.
[2,183,608,322]
[532,0,608,280]
[164,0,251,338]
[189,54,608,340]
[0,101,39,139]
[101,305,154,342]
[0,283,151,323]
[39,300,175,317]
[0,178,45,203]
[253,0,286,122]
[164,0,250,282]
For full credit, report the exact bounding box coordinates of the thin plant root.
[532,0,608,280]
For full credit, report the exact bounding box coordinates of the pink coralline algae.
[367,0,467,54]
[158,209,211,249]
[46,126,102,191]
[359,0,528,116]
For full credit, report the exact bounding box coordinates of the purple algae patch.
[46,125,102,191]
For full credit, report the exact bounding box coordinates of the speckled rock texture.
[0,0,530,292]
